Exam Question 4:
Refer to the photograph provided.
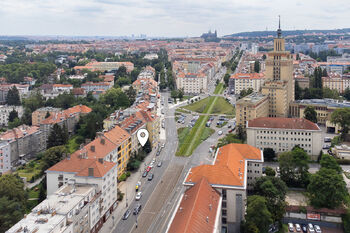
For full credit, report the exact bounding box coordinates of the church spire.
[277,15,282,38]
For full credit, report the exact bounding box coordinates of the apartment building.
[39,84,73,100]
[0,125,46,174]
[322,73,350,93]
[235,93,269,128]
[137,66,156,79]
[81,82,113,93]
[74,61,134,73]
[32,107,61,126]
[8,184,97,233]
[39,105,92,140]
[45,157,117,233]
[228,73,264,95]
[247,117,322,159]
[182,143,264,232]
[0,105,23,126]
[289,99,350,133]
[0,84,30,104]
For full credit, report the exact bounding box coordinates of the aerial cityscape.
[1,1,350,233]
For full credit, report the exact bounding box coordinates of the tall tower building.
[261,17,294,117]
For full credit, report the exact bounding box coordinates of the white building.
[228,73,264,95]
[7,184,97,233]
[247,117,322,159]
[0,105,23,126]
[46,156,118,233]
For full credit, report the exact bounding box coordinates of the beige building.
[247,117,322,159]
[322,74,350,93]
[31,107,61,126]
[261,23,294,117]
[228,73,265,95]
[235,93,269,128]
[332,144,350,160]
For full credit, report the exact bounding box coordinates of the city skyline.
[0,0,350,37]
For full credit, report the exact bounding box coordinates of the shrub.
[126,171,131,177]
[118,173,127,182]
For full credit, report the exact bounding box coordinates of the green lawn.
[15,160,42,182]
[214,83,225,94]
[200,127,215,141]
[216,121,228,128]
[177,127,190,146]
[66,135,83,153]
[182,96,235,116]
[176,94,224,156]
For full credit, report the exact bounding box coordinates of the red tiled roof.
[47,156,115,178]
[247,117,320,130]
[103,125,130,145]
[41,105,91,125]
[185,144,262,187]
[168,178,221,233]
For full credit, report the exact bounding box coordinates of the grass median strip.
[213,83,224,94]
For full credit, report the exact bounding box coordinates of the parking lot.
[285,219,344,233]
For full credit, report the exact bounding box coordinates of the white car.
[295,224,301,232]
[135,192,142,200]
[149,161,155,168]
[161,143,165,148]
[308,223,315,233]
[314,225,321,233]
[288,223,294,232]
[218,131,223,136]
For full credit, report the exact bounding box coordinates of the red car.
[228,129,233,133]
[146,166,151,172]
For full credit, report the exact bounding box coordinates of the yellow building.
[140,111,160,148]
[104,126,132,178]
[236,93,269,128]
[261,19,294,117]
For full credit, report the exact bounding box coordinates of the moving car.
[218,131,223,136]
[148,173,154,181]
[161,143,165,148]
[133,203,142,215]
[228,129,233,133]
[314,225,321,233]
[142,170,148,177]
[157,161,162,167]
[135,192,142,200]
[288,223,294,232]
[123,209,131,220]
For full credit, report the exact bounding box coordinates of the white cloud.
[0,0,349,37]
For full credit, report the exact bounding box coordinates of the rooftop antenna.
[277,15,282,38]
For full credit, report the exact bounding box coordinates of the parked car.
[308,223,315,233]
[133,203,142,215]
[157,161,162,167]
[148,173,154,181]
[301,224,307,233]
[288,223,294,232]
[156,150,160,156]
[123,209,131,220]
[228,125,232,128]
[142,170,148,177]
[228,129,233,133]
[322,144,330,149]
[314,225,321,233]
[295,223,301,232]
[135,192,142,200]
[324,137,331,143]
[218,131,223,136]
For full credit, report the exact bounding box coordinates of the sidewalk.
[100,149,158,233]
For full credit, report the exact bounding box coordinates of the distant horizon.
[1,0,349,38]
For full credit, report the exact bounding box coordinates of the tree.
[240,88,253,98]
[279,147,310,187]
[323,87,340,99]
[296,53,300,60]
[263,148,276,161]
[125,86,136,105]
[171,90,178,101]
[303,106,317,123]
[38,176,47,202]
[308,168,348,209]
[6,86,21,105]
[178,89,184,100]
[264,167,276,177]
[217,133,243,148]
[47,124,68,148]
[295,81,302,100]
[322,68,328,77]
[244,195,273,233]
[8,109,18,122]
[224,73,230,86]
[344,87,350,101]
[42,146,67,171]
[99,87,130,110]
[21,107,32,125]
[143,139,152,154]
[45,111,50,118]
[320,154,342,173]
[253,176,287,222]
[0,174,26,205]
[254,60,260,73]
[236,124,246,142]
[262,54,267,60]
[8,117,21,129]
[0,196,24,232]
[331,108,350,139]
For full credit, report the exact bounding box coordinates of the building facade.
[32,107,61,126]
[0,105,23,126]
[261,22,294,117]
[235,93,269,128]
[228,73,264,95]
[247,117,322,159]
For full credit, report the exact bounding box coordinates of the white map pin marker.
[137,129,149,147]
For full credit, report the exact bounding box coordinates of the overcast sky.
[0,0,349,37]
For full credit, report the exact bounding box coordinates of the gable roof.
[185,143,262,188]
[168,177,221,233]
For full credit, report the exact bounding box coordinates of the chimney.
[100,138,105,145]
[88,168,94,177]
[206,216,209,223]
[67,154,71,160]
[90,145,95,152]
[98,158,104,164]
[209,204,212,211]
